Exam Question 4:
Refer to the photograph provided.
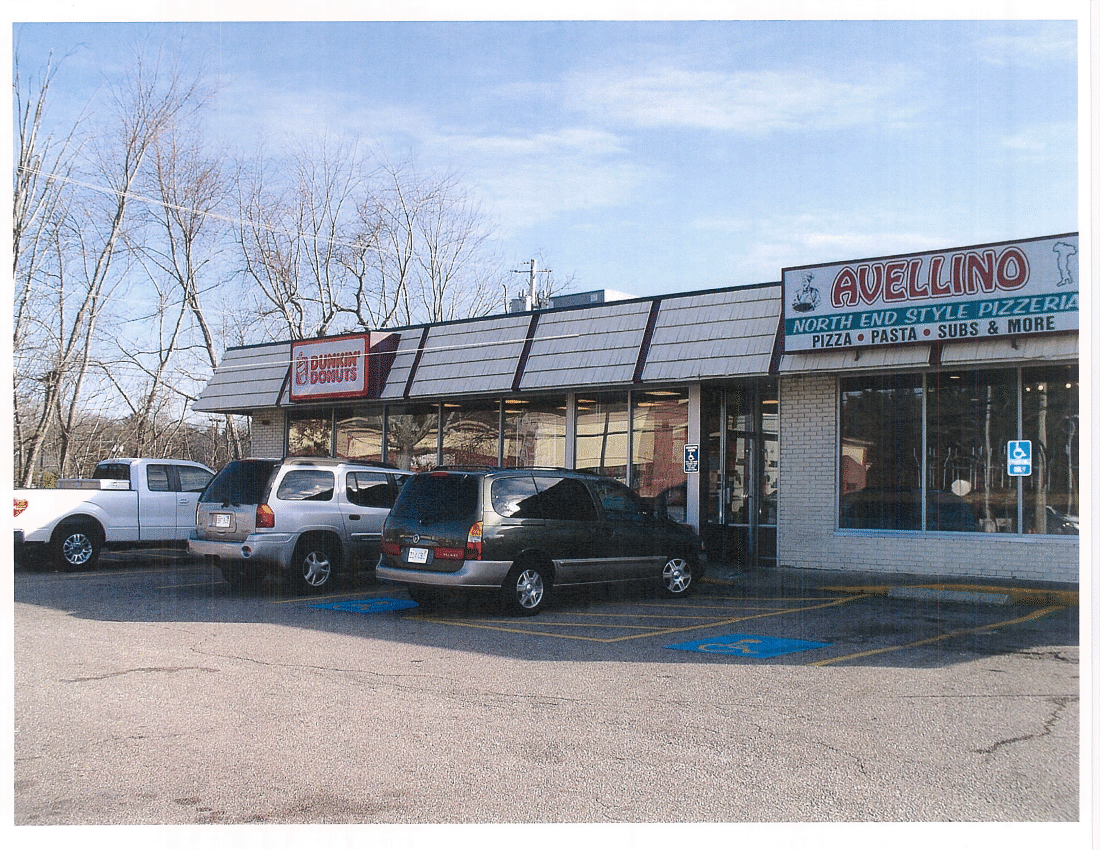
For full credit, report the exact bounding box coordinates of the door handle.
[349,514,361,521]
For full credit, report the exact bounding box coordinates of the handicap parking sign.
[1007,440,1032,476]
[312,597,419,614]
[667,634,830,659]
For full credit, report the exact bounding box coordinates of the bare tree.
[12,45,208,484]
[345,159,504,328]
[236,137,368,339]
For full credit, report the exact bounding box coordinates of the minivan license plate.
[213,513,232,529]
[406,547,429,564]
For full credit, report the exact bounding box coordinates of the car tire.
[53,522,101,571]
[500,560,551,616]
[659,555,696,597]
[292,535,340,593]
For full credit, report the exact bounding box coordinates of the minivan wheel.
[501,562,550,616]
[660,556,695,596]
[293,537,339,592]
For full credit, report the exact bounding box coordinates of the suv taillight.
[465,521,483,560]
[256,504,275,529]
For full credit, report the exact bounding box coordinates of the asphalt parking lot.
[13,550,1082,827]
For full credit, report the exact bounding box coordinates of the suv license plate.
[406,547,429,564]
[213,513,232,529]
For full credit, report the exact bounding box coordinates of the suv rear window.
[276,470,335,501]
[200,460,279,506]
[391,473,480,523]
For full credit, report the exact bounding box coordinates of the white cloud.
[976,26,1077,68]
[421,128,652,231]
[567,65,919,134]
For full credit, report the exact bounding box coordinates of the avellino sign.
[781,233,1078,352]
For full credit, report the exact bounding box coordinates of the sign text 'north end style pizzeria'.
[781,234,1078,353]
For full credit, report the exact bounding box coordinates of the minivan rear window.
[199,460,279,506]
[391,473,480,523]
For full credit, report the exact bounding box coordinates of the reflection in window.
[502,397,566,468]
[288,410,331,456]
[926,370,1014,532]
[632,389,688,522]
[839,366,1079,535]
[385,405,439,472]
[1023,366,1079,535]
[441,400,500,467]
[335,409,384,462]
[575,392,629,481]
[840,374,923,530]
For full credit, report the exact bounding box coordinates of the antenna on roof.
[510,259,552,311]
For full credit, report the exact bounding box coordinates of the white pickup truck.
[14,458,215,570]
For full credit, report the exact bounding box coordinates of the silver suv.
[189,457,408,592]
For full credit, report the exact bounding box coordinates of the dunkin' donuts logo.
[294,352,310,386]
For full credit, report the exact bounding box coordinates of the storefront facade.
[194,233,1079,584]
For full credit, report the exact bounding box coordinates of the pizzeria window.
[839,365,1079,535]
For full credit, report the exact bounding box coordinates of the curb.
[820,583,1079,607]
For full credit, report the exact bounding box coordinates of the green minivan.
[376,467,705,615]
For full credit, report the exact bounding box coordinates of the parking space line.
[410,594,869,644]
[807,605,1066,666]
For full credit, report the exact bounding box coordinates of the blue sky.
[10,5,1084,300]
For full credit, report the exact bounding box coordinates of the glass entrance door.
[702,382,778,567]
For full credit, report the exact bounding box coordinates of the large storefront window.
[287,410,332,456]
[385,404,440,472]
[575,392,629,481]
[1022,366,1080,534]
[632,390,689,522]
[441,400,501,466]
[335,408,384,462]
[840,366,1079,535]
[502,397,566,468]
[926,370,1016,532]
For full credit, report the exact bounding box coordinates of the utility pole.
[510,259,552,310]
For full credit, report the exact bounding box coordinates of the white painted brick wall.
[250,411,285,458]
[778,374,1079,584]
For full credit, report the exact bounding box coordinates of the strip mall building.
[194,233,1080,584]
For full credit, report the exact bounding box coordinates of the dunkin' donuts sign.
[782,234,1078,353]
[290,334,368,401]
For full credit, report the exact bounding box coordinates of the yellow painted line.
[411,594,870,644]
[808,605,1066,666]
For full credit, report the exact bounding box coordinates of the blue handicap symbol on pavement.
[312,597,419,614]
[667,633,830,658]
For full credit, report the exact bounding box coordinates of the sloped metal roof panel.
[642,286,781,381]
[779,345,933,374]
[519,301,653,390]
[377,330,429,401]
[192,342,291,413]
[938,334,1078,366]
[398,315,533,398]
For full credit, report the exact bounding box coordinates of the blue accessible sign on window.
[1007,440,1032,476]
[667,634,830,659]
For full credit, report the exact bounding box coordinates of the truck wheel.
[293,536,340,593]
[53,523,101,571]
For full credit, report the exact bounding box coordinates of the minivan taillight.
[256,504,275,529]
[465,521,483,560]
